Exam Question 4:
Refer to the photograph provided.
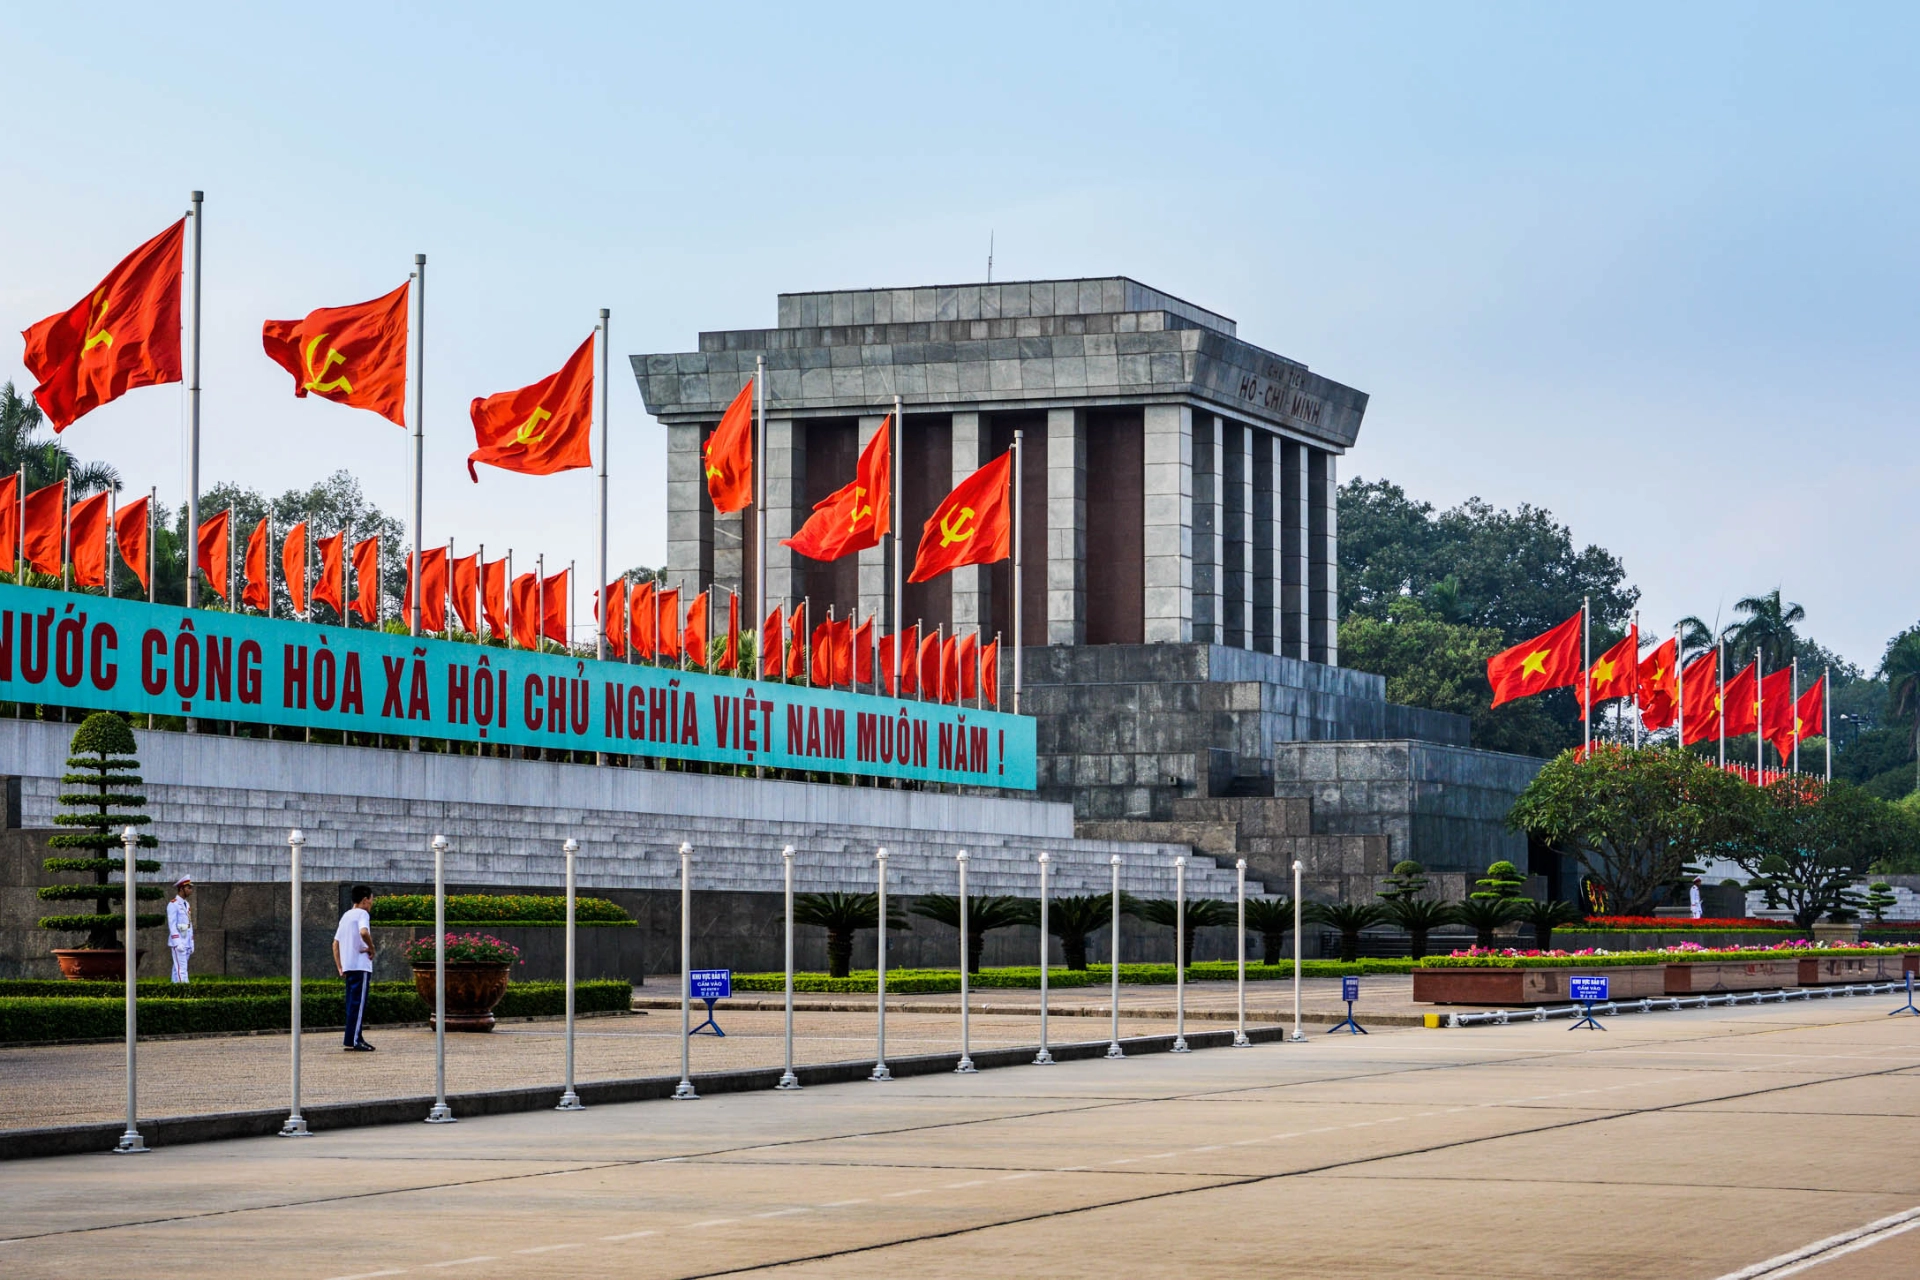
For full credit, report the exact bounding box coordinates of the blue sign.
[0,584,1037,789]
[1341,976,1360,1002]
[1568,975,1610,1003]
[690,968,732,1001]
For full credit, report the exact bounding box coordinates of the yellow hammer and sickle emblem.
[848,486,872,532]
[82,288,113,356]
[938,505,977,547]
[301,333,352,394]
[514,406,552,446]
[703,439,723,481]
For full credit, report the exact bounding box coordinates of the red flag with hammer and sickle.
[467,334,594,481]
[909,450,1012,583]
[22,219,183,430]
[782,415,891,562]
[261,283,409,426]
[704,377,754,514]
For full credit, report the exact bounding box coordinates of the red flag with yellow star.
[1787,675,1826,758]
[1577,626,1638,718]
[261,283,409,426]
[1759,667,1795,757]
[22,220,183,430]
[1637,637,1680,732]
[467,334,594,481]
[704,378,754,514]
[1487,610,1583,708]
[1680,650,1721,745]
[1720,662,1759,737]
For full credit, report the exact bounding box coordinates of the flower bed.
[402,932,522,966]
[1414,941,1918,1004]
[1579,916,1782,931]
[372,894,635,926]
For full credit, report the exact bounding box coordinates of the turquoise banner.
[0,584,1036,789]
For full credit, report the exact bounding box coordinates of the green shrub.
[40,712,162,948]
[727,959,1415,993]
[370,894,635,925]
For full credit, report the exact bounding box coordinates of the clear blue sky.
[2,3,1913,666]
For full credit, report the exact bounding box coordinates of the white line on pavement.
[512,1243,583,1254]
[600,1231,656,1242]
[421,1259,496,1269]
[1714,1206,1920,1280]
[685,1219,737,1229]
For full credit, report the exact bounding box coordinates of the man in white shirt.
[166,877,194,984]
[332,884,377,1051]
[1689,877,1705,920]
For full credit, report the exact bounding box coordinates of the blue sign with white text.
[1341,976,1360,1002]
[1568,975,1610,1003]
[690,968,732,1001]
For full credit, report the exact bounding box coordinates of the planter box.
[1797,953,1919,985]
[1553,930,1801,952]
[1663,960,1802,994]
[1412,965,1665,1005]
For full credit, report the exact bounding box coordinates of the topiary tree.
[1242,896,1295,965]
[793,891,910,978]
[1378,860,1430,902]
[38,713,162,955]
[1863,882,1898,923]
[1473,861,1526,902]
[909,893,1031,974]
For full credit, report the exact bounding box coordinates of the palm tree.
[1039,894,1112,971]
[1512,898,1584,951]
[1127,896,1233,969]
[1378,896,1455,960]
[1454,897,1519,950]
[1722,590,1806,671]
[1242,896,1295,965]
[1304,901,1387,962]
[793,892,910,979]
[0,381,122,495]
[1676,614,1717,665]
[1882,628,1920,794]
[908,893,1031,974]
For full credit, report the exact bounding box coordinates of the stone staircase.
[1079,795,1391,903]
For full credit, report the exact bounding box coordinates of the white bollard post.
[114,826,147,1153]
[1172,856,1189,1053]
[1290,859,1306,1042]
[556,838,583,1110]
[870,847,892,1081]
[1234,858,1250,1047]
[777,845,800,1090]
[1106,854,1124,1060]
[674,842,698,1100]
[955,849,975,1073]
[280,829,311,1136]
[1034,851,1053,1065]
[426,834,456,1122]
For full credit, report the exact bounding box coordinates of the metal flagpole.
[956,849,975,1073]
[757,358,768,629]
[425,835,455,1122]
[185,191,203,612]
[778,844,800,1089]
[1675,628,1683,751]
[505,550,514,649]
[1290,860,1305,1042]
[892,395,903,697]
[1582,595,1591,754]
[871,847,892,1081]
[147,487,155,606]
[408,254,426,638]
[279,829,309,1137]
[1791,659,1800,774]
[595,309,610,661]
[1034,851,1053,1065]
[1757,651,1765,775]
[1824,665,1832,782]
[1717,641,1726,768]
[113,826,147,1153]
[341,518,352,633]
[1012,432,1023,713]
[61,478,70,592]
[1631,610,1640,748]
[556,838,582,1110]
[1106,855,1123,1059]
[1234,859,1250,1047]
[106,490,115,599]
[1172,856,1189,1052]
[673,843,697,1099]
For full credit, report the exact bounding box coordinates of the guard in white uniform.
[166,876,194,983]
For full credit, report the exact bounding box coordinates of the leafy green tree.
[1242,896,1295,965]
[37,714,162,952]
[1862,882,1898,923]
[1304,900,1386,962]
[1378,860,1428,901]
[1472,861,1526,901]
[1730,780,1913,930]
[1509,747,1756,915]
[793,892,910,978]
[1881,628,1920,795]
[1127,896,1233,969]
[909,893,1029,974]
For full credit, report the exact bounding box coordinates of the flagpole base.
[278,1115,312,1137]
[775,1071,801,1091]
[1105,1042,1125,1060]
[954,1056,976,1074]
[1032,1047,1054,1065]
[1232,1032,1252,1048]
[869,1062,893,1082]
[1170,1037,1190,1054]
[113,1128,148,1154]
[555,1091,584,1111]
[1289,1029,1307,1043]
[672,1079,699,1101]
[425,1103,457,1124]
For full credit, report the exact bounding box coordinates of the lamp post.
[1233,858,1250,1047]
[1290,860,1306,1043]
[1034,851,1053,1065]
[777,845,800,1090]
[556,838,583,1111]
[113,826,147,1154]
[955,849,975,1073]
[1106,854,1124,1060]
[426,834,456,1123]
[673,842,698,1100]
[1172,856,1189,1053]
[871,847,892,1082]
[280,829,311,1136]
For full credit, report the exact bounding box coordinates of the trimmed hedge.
[370,894,635,926]
[0,979,632,1044]
[728,958,1415,994]
[1418,946,1916,970]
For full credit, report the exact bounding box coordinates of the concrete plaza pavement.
[5,999,1919,1279]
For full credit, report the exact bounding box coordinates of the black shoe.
[346,1042,376,1052]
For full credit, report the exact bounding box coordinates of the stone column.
[1142,404,1193,644]
[857,413,893,628]
[1192,414,1222,645]
[666,422,712,591]
[1222,423,1251,649]
[1282,440,1308,660]
[949,411,988,635]
[713,511,744,598]
[1250,430,1275,654]
[1309,448,1339,664]
[763,417,805,610]
[1045,407,1085,646]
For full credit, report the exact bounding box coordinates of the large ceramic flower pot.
[411,961,512,1031]
[53,948,147,981]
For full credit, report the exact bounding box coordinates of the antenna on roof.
[987,231,994,283]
